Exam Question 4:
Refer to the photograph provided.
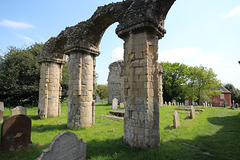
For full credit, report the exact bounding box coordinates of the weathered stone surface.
[108,60,124,104]
[1,114,32,153]
[173,111,180,129]
[112,98,118,110]
[11,106,27,116]
[0,102,4,123]
[190,106,196,119]
[37,0,175,149]
[92,100,95,125]
[101,115,124,121]
[95,95,101,103]
[38,62,63,118]
[120,103,125,108]
[37,131,86,160]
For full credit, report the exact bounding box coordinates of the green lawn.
[1,101,240,160]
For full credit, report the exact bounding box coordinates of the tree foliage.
[0,43,43,107]
[160,62,221,104]
[95,84,108,100]
[224,83,240,103]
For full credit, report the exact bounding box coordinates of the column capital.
[63,45,100,56]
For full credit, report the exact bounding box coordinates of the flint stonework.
[37,131,86,160]
[37,0,175,148]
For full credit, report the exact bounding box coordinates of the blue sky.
[0,0,239,89]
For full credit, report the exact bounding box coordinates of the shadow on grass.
[31,124,68,133]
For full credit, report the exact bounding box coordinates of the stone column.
[67,51,95,128]
[38,62,63,118]
[121,31,160,148]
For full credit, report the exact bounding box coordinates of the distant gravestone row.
[37,131,86,160]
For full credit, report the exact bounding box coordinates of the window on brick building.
[220,94,224,99]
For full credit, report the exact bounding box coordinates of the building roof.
[218,86,231,94]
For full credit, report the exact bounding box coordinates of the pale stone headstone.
[95,95,101,103]
[1,114,32,153]
[11,106,27,116]
[232,100,235,109]
[190,106,196,119]
[37,131,86,160]
[0,102,4,123]
[203,103,205,108]
[173,111,180,129]
[112,98,118,109]
[177,102,179,106]
[120,103,125,108]
[165,101,167,106]
[168,101,171,106]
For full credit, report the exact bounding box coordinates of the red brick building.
[211,86,231,107]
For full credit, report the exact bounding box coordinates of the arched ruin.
[37,0,175,148]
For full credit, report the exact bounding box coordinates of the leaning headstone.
[120,103,125,108]
[1,114,32,153]
[11,106,27,116]
[95,95,101,103]
[190,106,196,119]
[0,102,4,123]
[112,98,118,109]
[173,111,180,129]
[37,131,86,160]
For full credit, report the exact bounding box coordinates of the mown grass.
[1,101,240,160]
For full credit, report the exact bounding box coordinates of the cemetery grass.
[0,102,240,160]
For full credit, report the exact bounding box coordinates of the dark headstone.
[1,114,32,153]
[37,131,86,160]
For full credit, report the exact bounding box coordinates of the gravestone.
[37,131,86,160]
[165,101,167,106]
[168,102,171,106]
[1,114,32,152]
[173,111,180,129]
[95,95,101,103]
[177,102,179,106]
[11,106,27,116]
[0,102,4,123]
[112,98,118,110]
[190,106,196,119]
[120,103,125,108]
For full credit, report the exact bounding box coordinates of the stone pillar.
[67,51,95,128]
[38,62,63,118]
[122,31,160,148]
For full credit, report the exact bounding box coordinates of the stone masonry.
[37,0,175,148]
[108,60,124,104]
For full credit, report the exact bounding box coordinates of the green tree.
[61,62,69,101]
[0,43,43,107]
[160,62,189,102]
[186,65,221,104]
[224,83,240,103]
[96,84,108,100]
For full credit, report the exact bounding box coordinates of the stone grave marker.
[11,106,27,116]
[0,102,4,123]
[120,103,125,108]
[164,101,167,106]
[112,98,118,109]
[37,131,86,160]
[190,106,196,119]
[95,95,101,103]
[173,111,180,129]
[168,101,171,106]
[1,114,32,153]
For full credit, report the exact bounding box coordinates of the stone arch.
[37,0,175,148]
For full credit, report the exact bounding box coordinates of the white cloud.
[111,46,123,61]
[224,6,240,18]
[159,47,201,63]
[16,34,35,45]
[0,19,35,29]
